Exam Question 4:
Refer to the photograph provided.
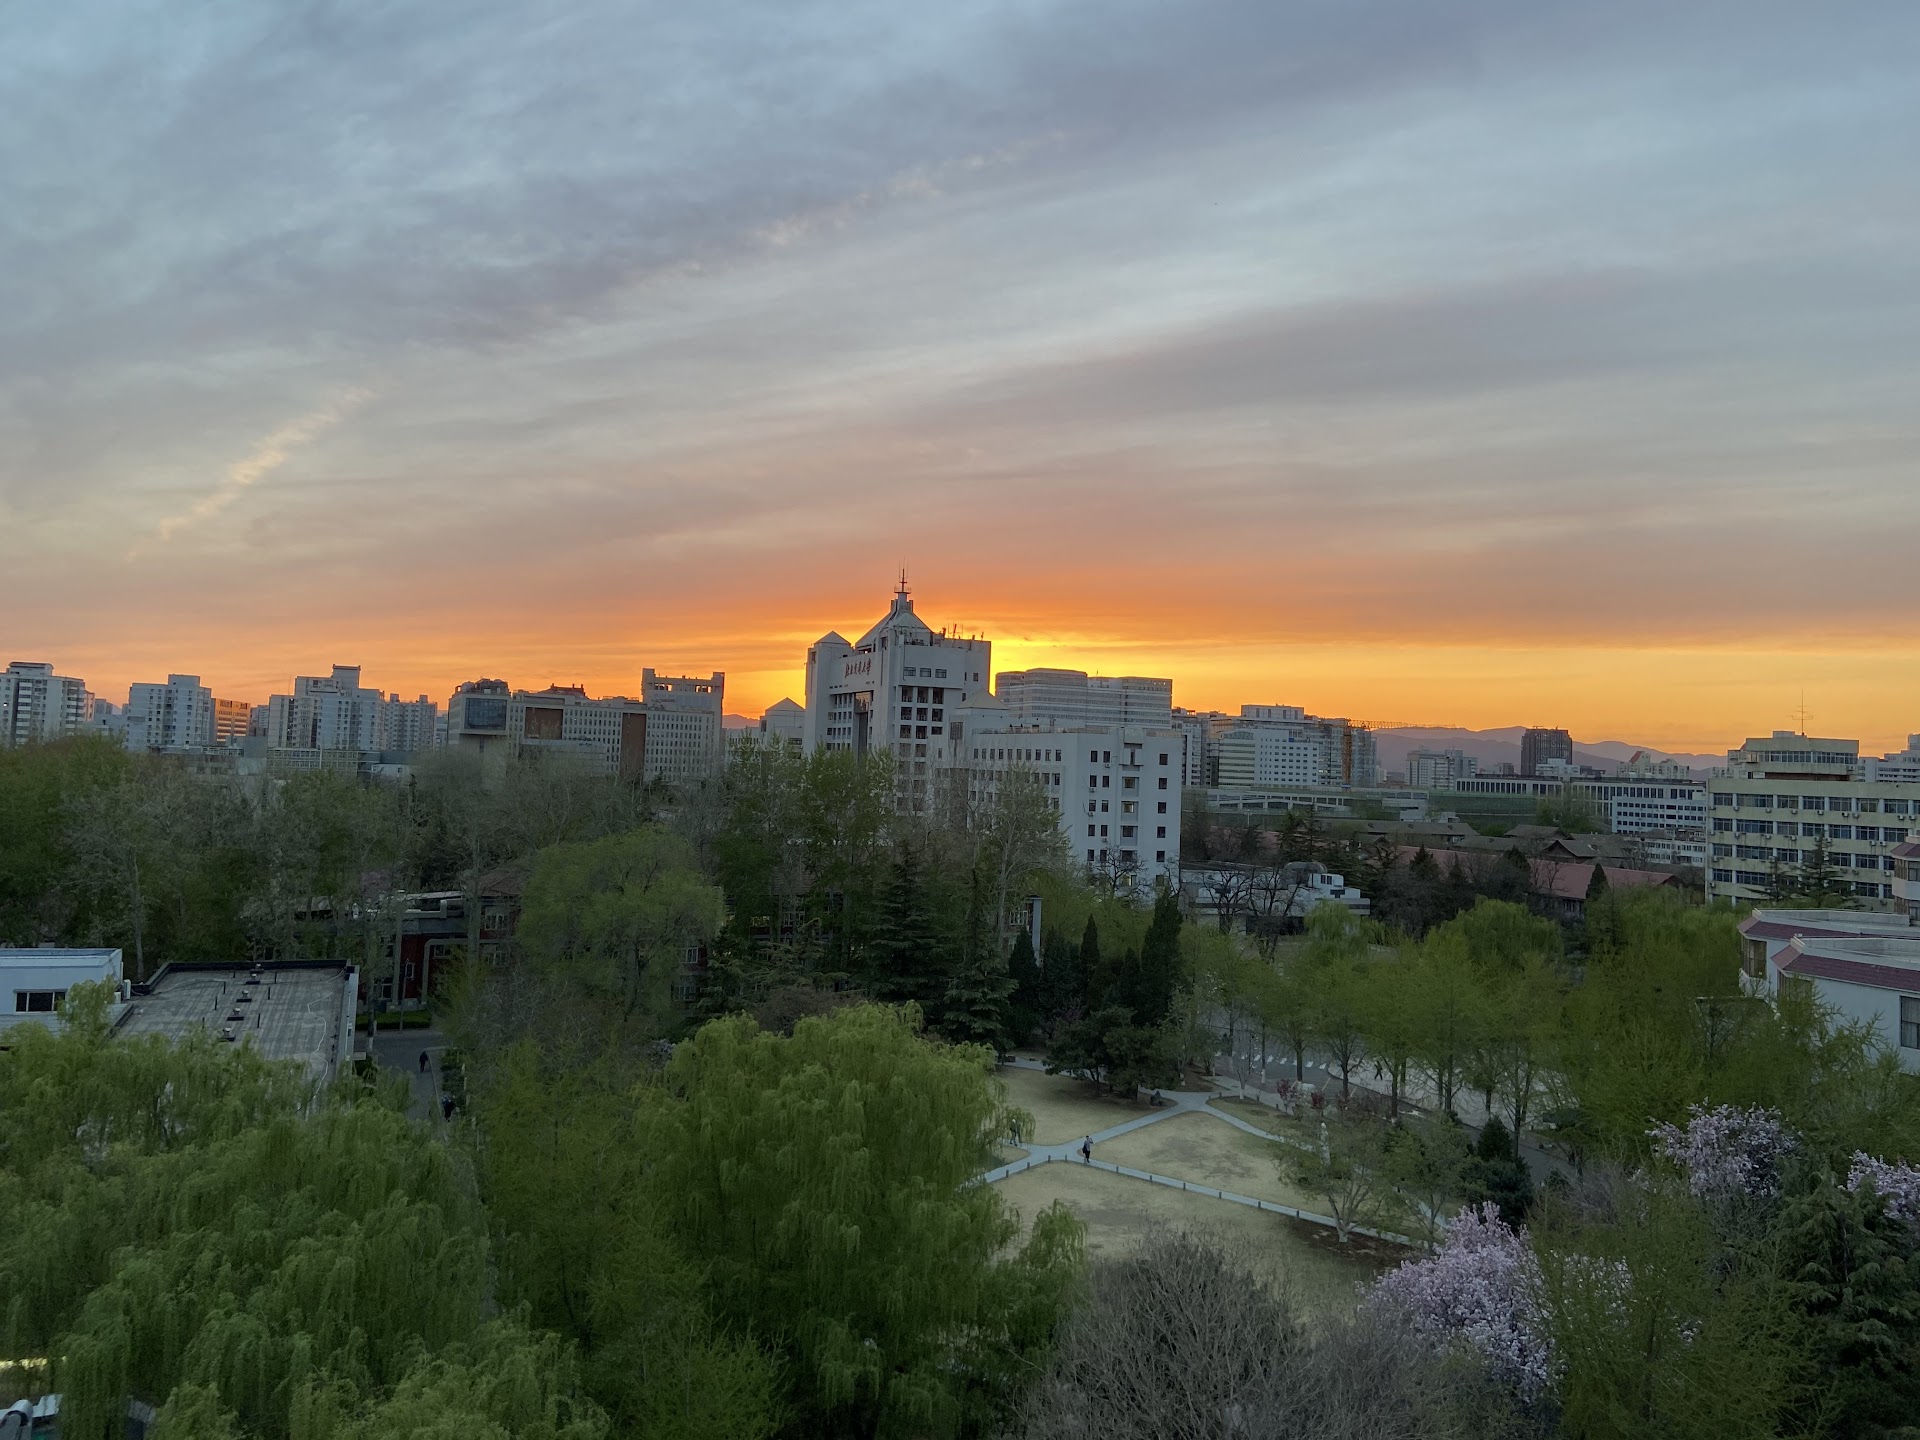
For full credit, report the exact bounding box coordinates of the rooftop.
[1776,936,1920,993]
[116,962,355,1084]
[1740,909,1919,942]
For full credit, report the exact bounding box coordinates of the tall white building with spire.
[803,578,993,812]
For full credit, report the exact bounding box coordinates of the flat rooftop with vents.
[115,961,357,1085]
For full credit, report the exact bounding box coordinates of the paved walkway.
[368,1025,449,1125]
[983,1059,1412,1247]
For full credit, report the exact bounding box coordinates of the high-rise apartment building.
[0,662,93,748]
[640,670,725,788]
[994,669,1173,729]
[803,581,993,813]
[1406,748,1479,789]
[126,674,215,750]
[1706,732,1919,910]
[213,698,251,744]
[266,666,438,754]
[1520,727,1574,776]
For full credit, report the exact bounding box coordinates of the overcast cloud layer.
[5,0,1918,746]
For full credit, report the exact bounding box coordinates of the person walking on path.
[1080,1136,1092,1163]
[440,1094,455,1122]
[418,1050,429,1074]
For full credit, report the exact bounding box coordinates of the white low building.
[756,698,805,755]
[1769,935,1920,1074]
[950,702,1184,894]
[1183,862,1368,931]
[1,948,124,1037]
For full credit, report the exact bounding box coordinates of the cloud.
[151,387,371,543]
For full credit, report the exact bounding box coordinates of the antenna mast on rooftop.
[896,565,911,600]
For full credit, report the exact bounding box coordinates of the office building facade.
[1707,733,1919,910]
[640,670,725,788]
[803,582,993,813]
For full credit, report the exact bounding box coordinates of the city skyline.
[7,3,1918,752]
[14,575,1916,758]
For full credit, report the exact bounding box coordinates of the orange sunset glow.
[7,4,1918,758]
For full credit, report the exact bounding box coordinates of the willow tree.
[644,1005,1084,1438]
[0,985,599,1440]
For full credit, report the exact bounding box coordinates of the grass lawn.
[995,1064,1153,1145]
[993,1162,1403,1311]
[1210,1095,1325,1146]
[993,1144,1029,1165]
[1094,1113,1327,1214]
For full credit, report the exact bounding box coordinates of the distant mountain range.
[1373,726,1721,779]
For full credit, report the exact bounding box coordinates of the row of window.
[1715,869,1891,898]
[13,990,66,1013]
[1714,793,1916,816]
[1716,818,1909,842]
[1086,824,1169,839]
[1713,844,1894,869]
[1084,849,1171,865]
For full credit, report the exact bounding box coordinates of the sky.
[5,0,1918,754]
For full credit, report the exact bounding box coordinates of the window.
[14,990,65,1013]
[1713,868,1734,883]
[1156,825,1167,838]
[1712,793,1735,807]
[1099,825,1109,838]
[1831,825,1854,840]
[1159,752,1169,765]
[1713,817,1733,833]
[935,669,947,679]
[1122,777,1138,791]
[1157,801,1167,813]
[1903,998,1920,1050]
[1121,825,1136,839]
[1089,750,1098,763]
[1103,775,1111,788]
[1156,850,1166,862]
[1087,801,1097,814]
[1103,752,1111,763]
[1087,825,1096,837]
[1157,777,1168,789]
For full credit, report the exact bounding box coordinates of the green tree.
[1293,1107,1389,1243]
[1463,1116,1534,1227]
[1379,1115,1473,1249]
[645,1006,1083,1437]
[518,828,727,1021]
[1004,927,1043,1045]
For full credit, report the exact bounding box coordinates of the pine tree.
[1129,888,1186,1027]
[869,841,947,1011]
[1795,834,1855,908]
[1078,915,1106,1012]
[1006,927,1043,1045]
